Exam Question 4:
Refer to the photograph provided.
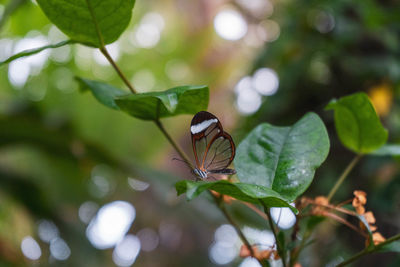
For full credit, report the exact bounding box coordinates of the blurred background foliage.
[0,0,399,266]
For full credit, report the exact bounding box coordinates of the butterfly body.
[189,111,236,180]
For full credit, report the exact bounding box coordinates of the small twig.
[100,47,136,94]
[321,211,367,238]
[304,200,358,217]
[209,193,268,266]
[263,205,287,267]
[154,119,191,164]
[336,233,400,266]
[85,0,137,94]
[240,201,270,221]
[327,154,362,202]
[85,5,263,267]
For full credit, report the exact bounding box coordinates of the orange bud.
[315,196,329,206]
[210,190,220,198]
[353,190,367,206]
[363,211,376,224]
[273,250,280,260]
[355,205,365,215]
[372,232,386,245]
[239,245,258,258]
[223,195,235,204]
[256,250,272,260]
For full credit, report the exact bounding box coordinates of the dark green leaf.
[37,0,135,47]
[370,144,400,156]
[0,40,74,66]
[175,180,298,213]
[234,112,330,201]
[326,92,388,154]
[115,85,209,120]
[77,77,128,110]
[376,240,400,253]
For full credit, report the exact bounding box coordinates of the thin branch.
[0,40,75,66]
[336,233,400,267]
[84,0,136,93]
[320,211,367,238]
[154,119,191,164]
[263,205,287,267]
[100,47,136,93]
[209,193,268,266]
[327,154,362,202]
[240,201,270,221]
[84,6,261,267]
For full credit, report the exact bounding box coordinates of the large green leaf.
[234,112,329,201]
[175,180,298,213]
[326,92,388,154]
[115,85,209,120]
[37,0,135,47]
[77,77,128,110]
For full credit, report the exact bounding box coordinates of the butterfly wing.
[190,111,235,175]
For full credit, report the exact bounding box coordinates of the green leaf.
[0,40,74,66]
[175,180,298,213]
[37,0,135,47]
[326,92,388,154]
[115,85,209,120]
[234,112,330,201]
[370,144,400,156]
[77,77,128,110]
[376,240,400,253]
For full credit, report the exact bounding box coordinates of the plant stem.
[210,193,267,267]
[154,119,191,164]
[100,48,136,93]
[327,154,362,202]
[85,0,136,94]
[336,233,400,266]
[264,206,287,267]
[88,6,260,267]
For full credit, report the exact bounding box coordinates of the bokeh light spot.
[86,201,136,249]
[137,228,159,252]
[252,68,279,96]
[214,9,248,41]
[21,236,41,260]
[112,234,141,267]
[50,237,71,261]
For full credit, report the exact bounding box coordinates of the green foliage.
[234,113,330,201]
[326,93,388,154]
[0,40,74,66]
[37,0,136,47]
[115,85,209,120]
[175,180,298,213]
[77,78,209,120]
[77,77,128,110]
[377,241,400,253]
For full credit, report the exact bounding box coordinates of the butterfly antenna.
[172,157,193,170]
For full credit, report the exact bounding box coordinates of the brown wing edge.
[191,111,223,169]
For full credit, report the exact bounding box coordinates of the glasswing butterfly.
[176,111,236,180]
